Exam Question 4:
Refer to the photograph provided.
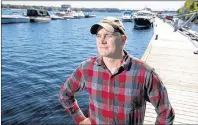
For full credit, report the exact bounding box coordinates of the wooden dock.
[142,17,198,124]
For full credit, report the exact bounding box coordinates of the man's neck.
[103,51,124,73]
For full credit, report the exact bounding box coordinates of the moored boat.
[122,11,132,22]
[133,10,154,28]
[26,9,51,23]
[73,11,85,19]
[2,12,29,24]
[50,14,64,20]
[84,13,96,18]
[55,8,74,19]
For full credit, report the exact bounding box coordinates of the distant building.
[61,4,72,11]
[144,7,152,11]
[59,4,73,16]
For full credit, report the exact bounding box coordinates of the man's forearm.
[59,84,86,124]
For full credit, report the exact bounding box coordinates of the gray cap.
[90,17,126,35]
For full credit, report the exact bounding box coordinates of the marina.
[1,5,96,24]
[2,3,198,124]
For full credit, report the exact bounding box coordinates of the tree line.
[177,0,198,14]
[2,4,133,12]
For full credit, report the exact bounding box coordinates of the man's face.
[96,27,123,58]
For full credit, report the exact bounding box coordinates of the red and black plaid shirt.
[59,50,175,124]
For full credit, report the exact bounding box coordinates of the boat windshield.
[124,12,132,15]
[137,12,152,16]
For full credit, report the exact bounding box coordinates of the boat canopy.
[27,9,50,17]
[136,10,153,16]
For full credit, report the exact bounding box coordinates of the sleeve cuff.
[73,109,86,124]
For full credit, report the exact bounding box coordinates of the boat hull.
[85,15,96,18]
[51,17,64,20]
[29,17,51,23]
[134,18,153,28]
[63,16,74,19]
[2,15,29,24]
[50,15,64,20]
[73,16,84,19]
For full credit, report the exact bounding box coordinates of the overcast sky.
[2,1,185,11]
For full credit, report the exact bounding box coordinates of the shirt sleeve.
[145,69,175,124]
[59,64,86,124]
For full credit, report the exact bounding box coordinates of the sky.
[2,1,186,11]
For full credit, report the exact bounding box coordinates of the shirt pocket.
[115,88,140,105]
[124,88,141,108]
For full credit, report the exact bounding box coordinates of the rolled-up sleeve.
[145,70,175,124]
[59,64,86,124]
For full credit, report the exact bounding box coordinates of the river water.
[2,10,154,124]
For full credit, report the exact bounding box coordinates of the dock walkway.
[142,18,198,124]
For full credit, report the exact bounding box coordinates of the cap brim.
[90,23,115,34]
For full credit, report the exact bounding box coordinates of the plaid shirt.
[59,50,175,125]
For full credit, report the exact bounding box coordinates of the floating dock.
[142,17,198,124]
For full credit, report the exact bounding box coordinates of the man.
[59,17,175,124]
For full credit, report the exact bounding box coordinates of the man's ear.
[121,35,127,44]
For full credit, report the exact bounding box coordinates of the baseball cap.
[90,17,126,35]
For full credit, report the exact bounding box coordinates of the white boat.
[2,12,29,24]
[133,10,154,28]
[50,15,64,20]
[84,13,96,18]
[122,11,132,22]
[26,9,51,23]
[55,8,74,19]
[55,5,85,20]
[73,11,85,19]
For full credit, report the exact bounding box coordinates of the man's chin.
[98,53,108,57]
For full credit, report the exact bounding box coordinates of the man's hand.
[79,118,91,125]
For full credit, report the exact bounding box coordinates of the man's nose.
[101,36,107,44]
[100,39,107,44]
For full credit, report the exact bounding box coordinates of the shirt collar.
[95,50,132,71]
